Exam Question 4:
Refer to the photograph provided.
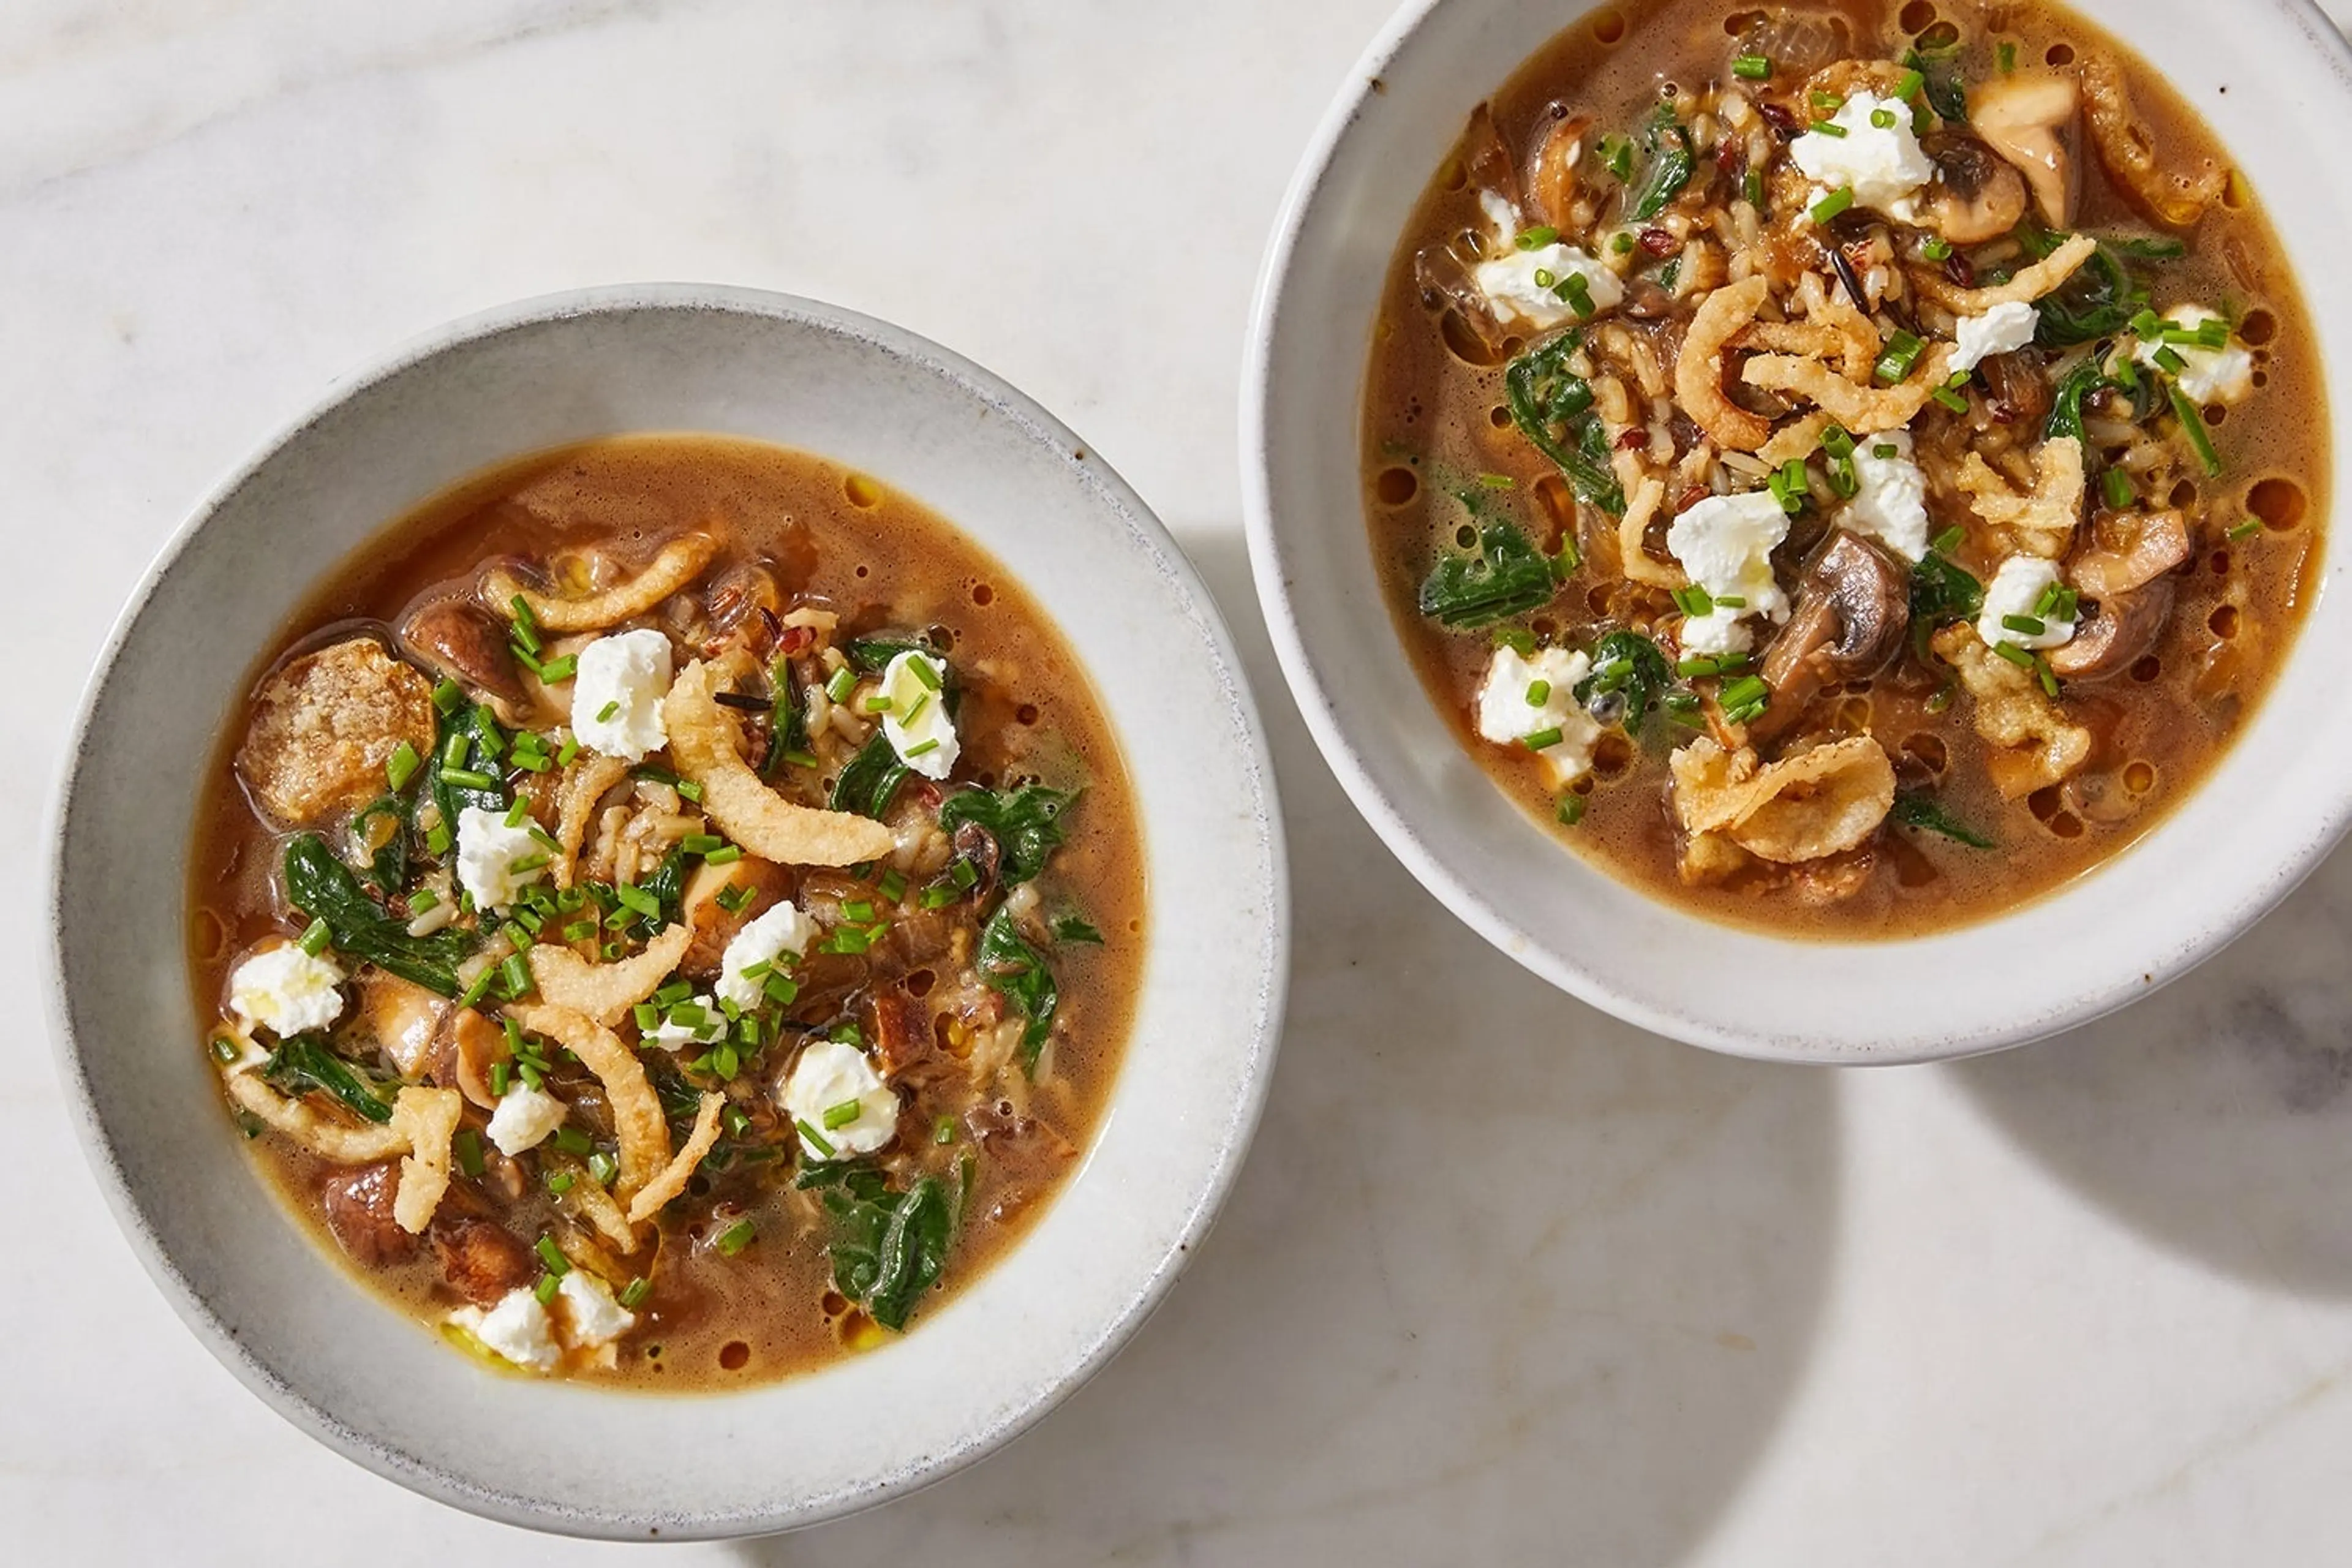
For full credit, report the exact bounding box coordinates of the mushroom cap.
[1754,531,1913,743]
[2047,579,2175,682]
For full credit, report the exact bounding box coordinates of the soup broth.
[190,434,1143,1389]
[1363,0,2326,936]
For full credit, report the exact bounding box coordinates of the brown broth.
[1363,0,2328,937]
[189,434,1145,1390]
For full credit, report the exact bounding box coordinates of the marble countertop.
[10,2,2352,1561]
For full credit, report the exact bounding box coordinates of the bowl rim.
[44,281,1290,1535]
[1241,0,2352,1066]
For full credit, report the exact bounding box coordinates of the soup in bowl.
[1247,0,2351,1058]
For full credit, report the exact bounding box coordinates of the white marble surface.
[10,1,2352,1560]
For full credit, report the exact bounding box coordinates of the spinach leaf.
[1417,492,1562,630]
[1909,552,1984,663]
[937,784,1078,887]
[1627,101,1694,221]
[428,701,507,841]
[821,1181,891,1303]
[1504,331,1626,514]
[641,844,688,927]
[2108,234,2187,263]
[1574,630,1674,731]
[829,731,909,820]
[1051,913,1105,945]
[979,906,1057,1071]
[1891,791,1996,850]
[843,636,929,673]
[867,1176,955,1330]
[2035,246,2141,348]
[284,834,479,997]
[2045,356,2111,442]
[265,1035,394,1125]
[1902,45,1969,123]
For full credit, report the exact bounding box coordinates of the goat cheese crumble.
[880,650,960,781]
[569,628,673,762]
[1473,644,1605,786]
[485,1084,567,1156]
[455,805,547,913]
[1949,300,2041,375]
[1472,243,1627,331]
[2134,306,2256,405]
[1789,91,1934,217]
[227,943,345,1036]
[1841,431,1932,562]
[451,1286,560,1371]
[556,1272,636,1348]
[644,993,727,1051]
[716,900,820,1012]
[778,1038,899,1158]
[1977,556,2078,651]
[1667,490,1794,654]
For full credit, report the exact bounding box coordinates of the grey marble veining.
[9,1,2352,1561]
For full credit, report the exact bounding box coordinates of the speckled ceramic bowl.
[46,286,1286,1537]
[1244,0,2352,1063]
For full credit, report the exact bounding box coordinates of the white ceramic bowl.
[46,286,1286,1537]
[1245,0,2352,1065]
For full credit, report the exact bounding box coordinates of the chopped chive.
[546,1170,574,1194]
[907,657,943,692]
[676,779,704,804]
[1874,330,1925,385]
[538,654,578,684]
[862,695,894,714]
[502,796,530,828]
[1557,793,1587,827]
[556,734,581,767]
[1998,40,2018,73]
[535,1235,570,1275]
[2035,653,2060,698]
[824,667,855,703]
[1743,168,1765,210]
[409,889,441,916]
[2002,614,2048,636]
[440,766,499,789]
[1809,119,1850,139]
[1921,236,1953,262]
[1991,641,2036,669]
[904,739,941,759]
[618,1276,651,1310]
[1525,678,1552,706]
[1811,181,1854,220]
[1533,267,1556,290]
[1932,383,1969,413]
[2169,385,2225,477]
[508,851,549,875]
[453,1130,483,1178]
[2228,519,2261,542]
[441,732,471,771]
[633,1001,658,1031]
[704,845,741,865]
[2153,345,2188,375]
[796,1118,836,1158]
[534,1272,560,1305]
[1732,53,1771,80]
[1613,230,1637,255]
[1521,726,1566,752]
[489,1059,511,1098]
[552,1126,592,1156]
[682,832,723,855]
[500,953,533,998]
[1558,273,1596,317]
[295,917,333,957]
[459,965,497,1010]
[1894,67,1926,101]
[822,1098,862,1130]
[950,858,981,889]
[878,868,907,903]
[595,699,621,723]
[1871,107,1897,129]
[715,1218,755,1257]
[385,741,421,792]
[1513,225,1561,250]
[432,679,464,715]
[919,881,958,910]
[900,692,931,725]
[2101,468,2136,510]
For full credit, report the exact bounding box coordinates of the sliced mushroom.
[1523,108,1594,232]
[2048,580,2174,682]
[1980,350,2053,430]
[1753,532,1913,742]
[1414,243,1511,366]
[2070,510,2192,598]
[400,598,532,723]
[440,1006,510,1111]
[1917,135,2030,246]
[1971,73,2081,227]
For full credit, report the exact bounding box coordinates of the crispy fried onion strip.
[1915,232,2097,315]
[508,1003,671,1204]
[546,1152,641,1253]
[626,1093,726,1225]
[222,1064,412,1164]
[527,923,690,1028]
[390,1087,463,1233]
[486,535,718,633]
[554,754,631,889]
[1670,736,1897,867]
[1958,436,2086,559]
[1737,273,1882,382]
[1741,342,1952,435]
[1759,411,1836,467]
[1932,626,2093,799]
[1676,277,1774,452]
[664,659,895,866]
[1611,462,1679,587]
[2080,53,2226,230]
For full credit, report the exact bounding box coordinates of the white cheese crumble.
[1950,300,2041,375]
[1471,243,1627,331]
[644,992,727,1052]
[454,805,546,914]
[485,1084,567,1156]
[1472,645,1604,786]
[1977,556,2078,652]
[716,900,820,1012]
[227,943,345,1037]
[568,628,673,763]
[880,650,960,781]
[780,1038,899,1158]
[555,1272,636,1349]
[1667,490,1793,655]
[450,1287,560,1372]
[1841,431,1932,563]
[1789,90,1934,217]
[2134,306,2256,405]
